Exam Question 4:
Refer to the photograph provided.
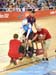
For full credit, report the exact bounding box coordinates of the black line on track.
[0,55,55,73]
[0,59,39,73]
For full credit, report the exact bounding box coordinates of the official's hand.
[31,40,34,43]
[25,37,28,41]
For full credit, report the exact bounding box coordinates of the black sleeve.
[19,45,25,54]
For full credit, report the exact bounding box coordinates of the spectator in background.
[0,0,7,11]
[15,5,21,12]
[19,0,27,11]
[7,3,13,11]
[48,1,54,9]
[52,0,56,7]
[29,1,37,11]
[41,1,49,10]
[37,0,46,10]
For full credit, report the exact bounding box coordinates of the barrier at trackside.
[0,10,56,22]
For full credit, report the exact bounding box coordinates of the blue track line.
[7,58,56,75]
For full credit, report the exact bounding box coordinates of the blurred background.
[0,0,56,12]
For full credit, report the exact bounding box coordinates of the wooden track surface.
[0,15,56,75]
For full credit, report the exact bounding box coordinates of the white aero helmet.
[22,19,27,25]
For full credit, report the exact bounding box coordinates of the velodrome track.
[0,15,56,75]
